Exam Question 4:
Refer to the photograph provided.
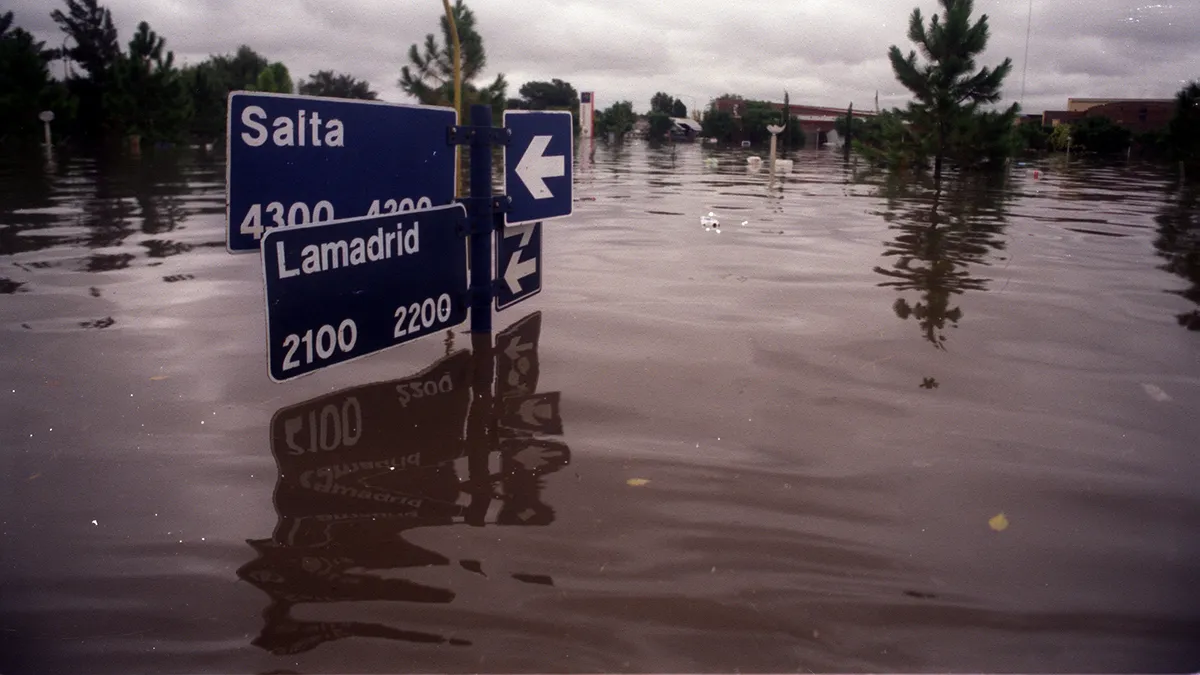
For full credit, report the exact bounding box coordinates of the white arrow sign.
[515,135,564,200]
[504,253,537,295]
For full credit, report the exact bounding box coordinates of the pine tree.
[887,0,1016,180]
[399,1,506,108]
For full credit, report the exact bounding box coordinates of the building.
[670,117,703,140]
[710,97,876,145]
[1041,110,1083,127]
[1042,98,1175,133]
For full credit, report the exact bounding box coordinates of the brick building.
[710,97,876,145]
[1042,98,1175,133]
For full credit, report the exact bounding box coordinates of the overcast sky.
[9,0,1198,115]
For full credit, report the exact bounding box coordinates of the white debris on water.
[91,520,97,526]
[1141,383,1172,402]
[701,212,719,229]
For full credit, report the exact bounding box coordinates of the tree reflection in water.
[1153,184,1200,331]
[873,173,1010,348]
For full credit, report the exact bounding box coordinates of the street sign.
[503,110,573,226]
[495,312,541,398]
[261,204,468,382]
[495,222,541,311]
[226,92,455,253]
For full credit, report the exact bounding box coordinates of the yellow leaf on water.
[989,513,1009,532]
[626,478,650,487]
[150,375,169,381]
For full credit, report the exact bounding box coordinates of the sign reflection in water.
[236,312,568,654]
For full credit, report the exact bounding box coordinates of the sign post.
[468,104,495,334]
[38,110,54,147]
[226,94,574,381]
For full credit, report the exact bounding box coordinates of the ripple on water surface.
[1,144,1199,673]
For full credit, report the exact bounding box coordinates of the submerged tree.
[253,61,292,94]
[1167,81,1200,172]
[51,0,119,81]
[887,0,1017,179]
[516,79,577,110]
[0,11,73,142]
[51,0,121,139]
[298,70,378,100]
[105,21,190,141]
[595,100,635,137]
[398,0,506,108]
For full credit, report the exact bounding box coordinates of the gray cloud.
[7,0,1199,117]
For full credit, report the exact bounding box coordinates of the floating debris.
[988,513,1009,532]
[626,478,650,487]
[1141,383,1172,402]
[701,212,719,229]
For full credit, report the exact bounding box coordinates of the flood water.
[1,141,1198,673]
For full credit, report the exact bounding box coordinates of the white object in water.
[740,220,749,227]
[1141,383,1172,402]
[700,211,719,229]
[703,157,719,168]
[774,159,794,173]
[747,156,762,165]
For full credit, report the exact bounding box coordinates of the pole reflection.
[237,312,570,654]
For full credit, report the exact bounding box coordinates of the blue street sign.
[227,92,455,253]
[260,204,468,382]
[503,111,573,226]
[495,222,541,311]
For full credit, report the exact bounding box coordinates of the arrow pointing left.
[515,135,564,200]
[504,252,538,294]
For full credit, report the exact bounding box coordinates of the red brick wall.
[1083,101,1174,133]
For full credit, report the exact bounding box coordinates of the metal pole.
[468,104,493,334]
[464,331,495,526]
[442,0,463,198]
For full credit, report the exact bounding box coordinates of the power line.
[1020,0,1033,107]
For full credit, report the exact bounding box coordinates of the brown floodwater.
[1,142,1198,674]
